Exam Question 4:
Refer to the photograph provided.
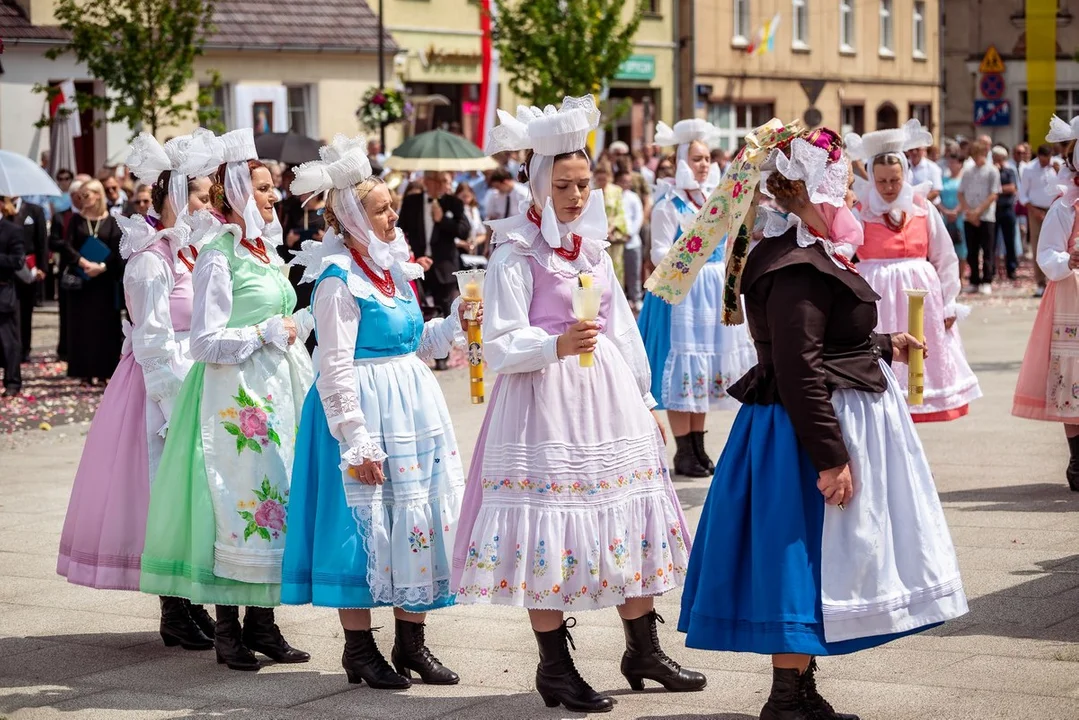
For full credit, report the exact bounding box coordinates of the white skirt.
[662,262,757,413]
[820,360,969,642]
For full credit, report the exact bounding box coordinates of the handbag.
[60,267,85,291]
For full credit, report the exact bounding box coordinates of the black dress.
[63,214,124,381]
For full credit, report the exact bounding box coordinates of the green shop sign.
[615,54,655,82]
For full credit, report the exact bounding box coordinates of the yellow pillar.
[1026,0,1057,145]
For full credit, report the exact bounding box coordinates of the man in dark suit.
[399,171,471,318]
[13,197,47,363]
[0,210,25,395]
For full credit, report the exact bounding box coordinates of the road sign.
[800,80,826,106]
[803,107,823,127]
[974,99,1011,127]
[979,72,1005,100]
[979,45,1005,74]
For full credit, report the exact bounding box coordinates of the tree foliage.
[42,0,217,137]
[492,0,645,108]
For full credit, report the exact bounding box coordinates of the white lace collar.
[761,207,854,273]
[118,213,196,273]
[319,249,422,308]
[487,210,609,279]
[216,223,286,268]
[855,178,932,224]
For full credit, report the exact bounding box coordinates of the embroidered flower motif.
[409,526,430,553]
[236,476,288,542]
[608,537,628,568]
[561,549,578,581]
[685,235,703,253]
[221,386,281,455]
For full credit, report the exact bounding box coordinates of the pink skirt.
[859,258,982,421]
[57,353,151,590]
[1014,273,1079,422]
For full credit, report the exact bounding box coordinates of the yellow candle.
[905,289,928,406]
[579,273,593,289]
[463,280,481,301]
[572,286,602,368]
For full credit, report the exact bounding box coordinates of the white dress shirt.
[1019,161,1060,209]
[483,182,531,221]
[907,159,944,193]
[622,189,643,250]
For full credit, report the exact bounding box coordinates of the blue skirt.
[281,386,456,613]
[637,291,672,410]
[677,402,935,655]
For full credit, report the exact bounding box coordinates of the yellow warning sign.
[979,45,1005,74]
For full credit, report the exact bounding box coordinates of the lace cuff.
[417,298,466,361]
[322,391,362,422]
[259,316,290,352]
[339,437,389,470]
[141,358,184,403]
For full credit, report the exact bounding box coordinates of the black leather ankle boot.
[534,618,613,713]
[760,666,808,720]
[673,434,710,477]
[159,596,213,650]
[183,600,215,639]
[800,658,859,720]
[1067,435,1079,492]
[242,606,310,663]
[620,611,706,692]
[214,605,259,671]
[342,628,411,689]
[391,618,459,684]
[690,430,715,473]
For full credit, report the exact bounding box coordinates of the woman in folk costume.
[282,137,468,689]
[636,119,756,478]
[1014,115,1079,490]
[452,97,706,714]
[846,120,981,422]
[656,121,967,720]
[57,130,221,648]
[140,128,315,671]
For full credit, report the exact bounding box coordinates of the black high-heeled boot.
[159,596,213,650]
[1066,435,1079,492]
[620,611,706,692]
[242,606,310,663]
[760,666,808,720]
[342,628,411,689]
[391,618,459,684]
[214,605,259,671]
[799,659,859,720]
[690,430,715,473]
[534,618,613,714]
[673,434,710,478]
[183,599,215,639]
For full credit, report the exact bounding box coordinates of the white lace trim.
[760,137,849,208]
[761,207,853,273]
[322,391,360,420]
[291,228,420,307]
[341,438,389,466]
[489,214,609,279]
[417,297,465,361]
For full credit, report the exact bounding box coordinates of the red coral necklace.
[527,206,582,260]
[177,245,199,272]
[349,246,396,298]
[240,237,271,264]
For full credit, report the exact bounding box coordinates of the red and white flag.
[477,0,500,150]
[49,79,82,138]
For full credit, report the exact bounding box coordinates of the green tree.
[41,0,217,137]
[492,0,645,107]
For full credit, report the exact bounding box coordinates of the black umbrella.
[253,132,322,165]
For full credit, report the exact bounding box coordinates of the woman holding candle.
[140,128,314,671]
[845,120,981,422]
[452,97,706,714]
[282,137,470,689]
[637,119,757,478]
[674,123,967,720]
[1014,116,1079,490]
[57,130,221,648]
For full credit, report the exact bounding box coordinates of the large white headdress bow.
[655,119,722,192]
[485,95,607,250]
[290,134,410,274]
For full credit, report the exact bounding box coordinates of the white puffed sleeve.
[418,296,465,361]
[649,198,680,266]
[293,306,315,344]
[312,277,387,467]
[924,203,961,317]
[124,252,187,421]
[1038,201,1076,282]
[189,249,291,364]
[602,254,657,409]
[483,245,560,374]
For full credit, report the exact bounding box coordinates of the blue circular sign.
[980,73,1005,101]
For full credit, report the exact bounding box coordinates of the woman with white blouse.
[140,128,315,672]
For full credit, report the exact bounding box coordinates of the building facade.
[942,0,1077,148]
[381,0,679,150]
[0,0,392,172]
[695,0,941,150]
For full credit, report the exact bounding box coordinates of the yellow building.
[381,0,678,149]
[695,0,941,150]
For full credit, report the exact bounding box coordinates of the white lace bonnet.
[485,95,607,249]
[1047,114,1079,167]
[214,128,279,243]
[760,134,850,209]
[654,118,721,191]
[845,119,932,171]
